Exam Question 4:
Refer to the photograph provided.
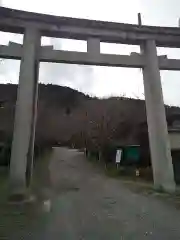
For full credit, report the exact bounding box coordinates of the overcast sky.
[0,0,180,106]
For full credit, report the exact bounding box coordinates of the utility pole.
[138,13,142,26]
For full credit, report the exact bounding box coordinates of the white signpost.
[115,149,122,168]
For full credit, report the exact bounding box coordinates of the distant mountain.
[0,83,179,149]
[0,83,89,107]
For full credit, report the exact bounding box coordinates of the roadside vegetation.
[0,141,52,238]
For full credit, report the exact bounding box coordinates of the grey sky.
[0,0,180,105]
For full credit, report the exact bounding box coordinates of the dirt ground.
[2,147,180,239]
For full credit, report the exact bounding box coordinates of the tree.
[81,99,127,162]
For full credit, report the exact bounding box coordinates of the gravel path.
[20,147,180,239]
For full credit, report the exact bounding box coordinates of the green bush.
[87,150,99,161]
[0,140,50,167]
[101,143,116,164]
[0,141,11,167]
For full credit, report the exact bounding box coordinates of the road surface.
[17,148,180,239]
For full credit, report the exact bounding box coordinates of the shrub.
[0,142,11,166]
[0,140,51,167]
[101,143,116,164]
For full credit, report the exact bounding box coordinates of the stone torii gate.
[0,7,179,196]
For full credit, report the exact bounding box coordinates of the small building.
[167,112,180,150]
[169,129,180,150]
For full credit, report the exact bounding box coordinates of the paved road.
[24,148,180,239]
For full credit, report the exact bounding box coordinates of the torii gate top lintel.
[0,6,180,47]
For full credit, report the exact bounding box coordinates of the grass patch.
[105,165,139,179]
[105,166,121,178]
[120,176,180,209]
[86,155,180,208]
[0,168,8,204]
[88,156,99,163]
[0,168,37,238]
[0,148,53,239]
